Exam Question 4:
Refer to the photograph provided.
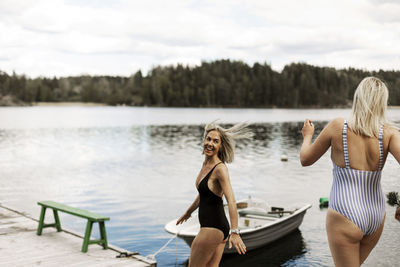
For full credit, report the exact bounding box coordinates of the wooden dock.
[0,205,157,267]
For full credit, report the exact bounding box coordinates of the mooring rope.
[145,232,179,261]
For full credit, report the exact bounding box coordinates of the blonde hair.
[348,77,389,137]
[204,121,252,163]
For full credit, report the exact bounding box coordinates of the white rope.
[175,232,178,265]
[146,233,179,261]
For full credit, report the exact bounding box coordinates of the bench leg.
[36,206,46,235]
[99,221,108,249]
[82,220,93,253]
[53,210,62,232]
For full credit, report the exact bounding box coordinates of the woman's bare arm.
[176,194,199,225]
[300,118,336,166]
[216,165,246,254]
[388,127,400,223]
[388,127,400,164]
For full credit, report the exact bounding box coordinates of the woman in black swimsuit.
[177,121,251,266]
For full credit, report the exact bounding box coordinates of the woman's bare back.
[330,118,393,171]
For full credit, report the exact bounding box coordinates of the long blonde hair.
[348,77,389,137]
[204,121,252,163]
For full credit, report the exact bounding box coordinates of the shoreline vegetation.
[33,102,107,107]
[7,101,400,109]
[37,103,400,109]
[1,60,399,108]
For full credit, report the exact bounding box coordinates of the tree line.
[1,60,399,107]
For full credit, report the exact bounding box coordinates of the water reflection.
[139,122,318,153]
[221,229,306,267]
[174,230,307,267]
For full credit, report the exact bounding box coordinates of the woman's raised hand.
[302,119,314,138]
[176,212,191,225]
[229,233,246,255]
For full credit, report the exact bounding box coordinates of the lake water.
[1,106,399,267]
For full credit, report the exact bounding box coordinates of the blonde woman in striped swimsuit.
[300,77,400,267]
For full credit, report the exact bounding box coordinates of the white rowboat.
[165,197,312,254]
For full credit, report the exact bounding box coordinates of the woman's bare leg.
[189,228,224,267]
[326,208,363,267]
[359,214,385,264]
[206,240,226,267]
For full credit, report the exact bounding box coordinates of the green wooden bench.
[36,201,110,253]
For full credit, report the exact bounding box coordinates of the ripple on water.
[1,107,400,266]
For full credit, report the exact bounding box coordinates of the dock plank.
[0,205,156,267]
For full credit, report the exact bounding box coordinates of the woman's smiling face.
[203,130,221,158]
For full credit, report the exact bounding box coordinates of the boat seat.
[239,209,281,218]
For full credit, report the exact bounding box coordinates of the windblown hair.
[348,77,389,138]
[203,121,252,163]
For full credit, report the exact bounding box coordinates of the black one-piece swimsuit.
[197,162,230,240]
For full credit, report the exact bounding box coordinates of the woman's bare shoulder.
[324,117,344,133]
[384,124,400,137]
[330,117,345,127]
[214,163,229,178]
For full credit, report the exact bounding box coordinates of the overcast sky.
[1,0,399,77]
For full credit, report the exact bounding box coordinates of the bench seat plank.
[38,201,109,221]
[37,201,109,253]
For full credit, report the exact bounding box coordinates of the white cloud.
[0,0,399,77]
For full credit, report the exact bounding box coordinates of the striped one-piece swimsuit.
[329,120,385,236]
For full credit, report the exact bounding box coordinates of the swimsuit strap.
[378,125,384,171]
[343,121,384,171]
[199,162,223,186]
[343,120,350,169]
[209,161,223,174]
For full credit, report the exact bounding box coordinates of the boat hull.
[226,208,307,253]
[165,201,311,254]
